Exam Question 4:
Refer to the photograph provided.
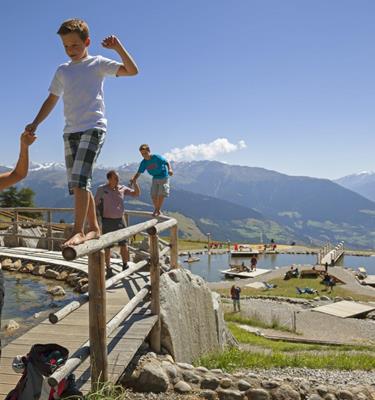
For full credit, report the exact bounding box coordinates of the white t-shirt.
[49,55,122,133]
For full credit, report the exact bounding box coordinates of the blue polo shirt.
[137,154,169,180]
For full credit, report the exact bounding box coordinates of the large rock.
[159,269,234,363]
[4,226,44,248]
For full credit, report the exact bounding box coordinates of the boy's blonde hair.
[57,19,90,42]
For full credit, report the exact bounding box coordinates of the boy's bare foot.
[63,232,86,247]
[85,230,100,241]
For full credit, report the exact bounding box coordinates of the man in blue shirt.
[130,144,173,216]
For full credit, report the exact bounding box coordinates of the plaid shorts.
[64,129,106,194]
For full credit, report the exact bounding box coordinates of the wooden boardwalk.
[0,249,156,397]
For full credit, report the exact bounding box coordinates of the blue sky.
[1,0,374,179]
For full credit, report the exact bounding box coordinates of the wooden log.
[47,285,150,387]
[49,259,148,324]
[146,218,177,236]
[88,250,108,389]
[170,225,178,269]
[149,234,161,353]
[159,246,170,258]
[62,219,158,261]
[47,210,53,251]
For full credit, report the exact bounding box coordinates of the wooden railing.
[0,207,179,392]
[317,241,344,265]
[54,210,178,391]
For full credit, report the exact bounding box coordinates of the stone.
[323,395,336,400]
[343,297,354,302]
[32,265,46,276]
[220,378,233,389]
[196,366,209,373]
[320,296,330,301]
[201,376,220,390]
[261,381,279,389]
[212,369,223,374]
[1,258,13,269]
[164,354,174,363]
[317,386,328,396]
[5,320,20,332]
[182,370,201,384]
[80,284,88,293]
[177,362,194,370]
[336,390,354,400]
[19,262,34,273]
[66,273,79,284]
[270,384,300,400]
[308,395,322,400]
[217,389,244,400]
[56,271,69,281]
[78,278,88,286]
[200,389,218,400]
[245,389,270,400]
[162,363,178,379]
[12,259,22,269]
[238,380,251,391]
[334,296,343,302]
[174,380,192,393]
[44,269,60,279]
[159,269,233,363]
[47,286,66,296]
[134,359,169,393]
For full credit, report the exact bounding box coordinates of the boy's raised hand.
[20,131,37,146]
[101,35,122,51]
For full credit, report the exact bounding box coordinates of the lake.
[181,252,375,282]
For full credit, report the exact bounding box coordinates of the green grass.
[227,322,375,353]
[225,312,294,333]
[195,322,375,371]
[218,276,375,302]
[83,382,126,399]
[196,347,375,372]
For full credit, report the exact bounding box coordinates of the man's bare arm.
[129,180,140,197]
[25,93,59,133]
[0,132,36,191]
[102,35,138,76]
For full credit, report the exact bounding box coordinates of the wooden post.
[88,250,108,390]
[170,225,178,269]
[47,210,53,251]
[149,233,161,352]
[13,210,19,246]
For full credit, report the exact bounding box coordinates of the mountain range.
[3,161,375,249]
[335,171,375,203]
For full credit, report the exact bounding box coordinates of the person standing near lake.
[130,144,173,216]
[25,18,138,247]
[95,170,140,277]
[230,285,241,312]
[250,255,258,271]
[0,131,36,356]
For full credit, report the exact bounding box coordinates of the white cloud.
[164,138,247,162]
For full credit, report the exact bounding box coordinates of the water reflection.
[181,252,375,282]
[1,272,76,345]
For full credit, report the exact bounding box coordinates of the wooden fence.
[0,207,178,392]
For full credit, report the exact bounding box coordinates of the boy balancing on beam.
[25,18,138,246]
[130,144,173,217]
